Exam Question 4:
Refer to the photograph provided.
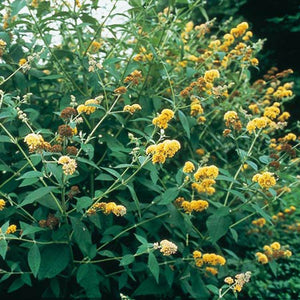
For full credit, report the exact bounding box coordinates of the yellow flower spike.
[0,199,6,210]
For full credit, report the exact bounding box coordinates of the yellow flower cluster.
[0,199,6,210]
[252,172,276,189]
[191,165,219,195]
[6,224,17,234]
[224,111,242,130]
[263,103,280,120]
[273,85,293,99]
[133,47,153,62]
[179,199,209,214]
[282,133,297,142]
[123,104,142,114]
[190,98,204,116]
[89,40,101,52]
[152,109,174,129]
[246,117,271,133]
[146,140,181,164]
[224,271,252,293]
[193,251,226,275]
[206,267,218,275]
[249,103,260,114]
[183,161,195,173]
[77,99,99,115]
[284,205,296,215]
[24,133,45,152]
[252,217,266,227]
[154,240,178,256]
[58,156,77,175]
[87,202,127,217]
[194,165,219,181]
[230,22,249,38]
[19,58,27,66]
[124,70,143,85]
[277,111,290,122]
[256,242,292,264]
[203,69,220,83]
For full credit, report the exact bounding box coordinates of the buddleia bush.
[0,0,299,299]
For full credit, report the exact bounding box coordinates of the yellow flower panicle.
[224,277,234,285]
[155,240,178,256]
[230,22,249,37]
[123,104,142,114]
[277,112,290,122]
[204,69,220,83]
[87,202,127,217]
[0,199,6,210]
[194,165,219,181]
[205,267,218,275]
[246,117,270,133]
[252,217,266,227]
[180,200,209,213]
[89,40,101,52]
[19,58,27,66]
[257,242,292,264]
[190,98,204,116]
[256,252,269,264]
[58,156,77,176]
[193,251,226,270]
[183,161,195,173]
[6,224,17,234]
[191,165,219,195]
[124,70,143,85]
[146,139,180,164]
[224,110,242,130]
[152,109,174,129]
[24,133,45,152]
[264,103,280,120]
[252,172,276,189]
[77,99,99,115]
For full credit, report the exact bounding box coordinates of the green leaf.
[20,222,45,237]
[206,209,231,242]
[81,143,94,160]
[178,110,190,139]
[148,252,159,283]
[230,228,238,242]
[127,184,141,218]
[245,160,258,171]
[251,203,272,223]
[269,260,278,277]
[95,173,115,181]
[77,157,100,170]
[11,0,26,16]
[21,186,58,206]
[101,167,121,179]
[135,234,148,245]
[0,135,13,143]
[0,239,8,259]
[158,187,179,205]
[16,171,43,180]
[38,245,70,279]
[120,254,135,266]
[77,264,101,298]
[19,177,40,187]
[28,244,41,278]
[76,196,93,212]
[70,217,94,257]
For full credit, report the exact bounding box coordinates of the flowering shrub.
[0,1,299,299]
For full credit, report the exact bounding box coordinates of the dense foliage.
[0,0,299,299]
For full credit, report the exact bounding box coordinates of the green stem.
[223,130,261,206]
